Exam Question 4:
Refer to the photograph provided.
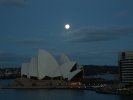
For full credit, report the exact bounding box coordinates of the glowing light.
[65,24,70,30]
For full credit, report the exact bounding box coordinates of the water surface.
[0,80,133,100]
[0,89,133,100]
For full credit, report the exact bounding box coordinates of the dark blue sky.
[0,0,133,66]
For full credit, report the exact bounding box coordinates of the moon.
[65,24,70,30]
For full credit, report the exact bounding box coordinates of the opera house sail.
[21,63,29,77]
[28,57,38,79]
[60,61,76,79]
[59,53,70,64]
[37,49,61,79]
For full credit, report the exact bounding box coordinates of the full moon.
[65,24,70,30]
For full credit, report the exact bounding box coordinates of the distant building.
[119,51,133,83]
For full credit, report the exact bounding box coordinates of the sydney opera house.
[15,49,84,88]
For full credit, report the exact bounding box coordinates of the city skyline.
[0,0,133,65]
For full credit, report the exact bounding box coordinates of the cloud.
[0,52,30,63]
[15,38,47,45]
[66,50,118,65]
[63,27,133,43]
[0,0,26,6]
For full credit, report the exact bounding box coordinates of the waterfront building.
[21,49,83,81]
[18,49,84,87]
[119,51,133,83]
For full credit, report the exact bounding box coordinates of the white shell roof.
[21,49,82,80]
[67,69,81,80]
[21,63,29,76]
[77,65,83,69]
[59,53,70,64]
[28,57,38,78]
[37,49,61,79]
[60,61,76,78]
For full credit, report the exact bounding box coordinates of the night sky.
[0,0,133,66]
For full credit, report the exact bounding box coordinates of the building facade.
[119,52,133,83]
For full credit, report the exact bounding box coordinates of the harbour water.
[0,88,133,100]
[0,80,133,100]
